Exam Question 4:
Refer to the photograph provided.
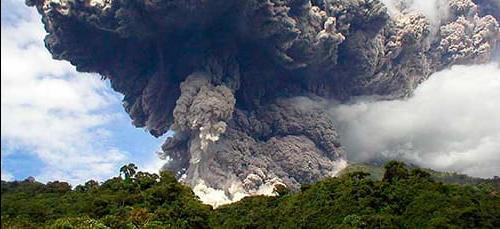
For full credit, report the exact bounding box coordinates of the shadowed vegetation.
[2,161,499,228]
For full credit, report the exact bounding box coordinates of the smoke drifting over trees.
[331,63,500,178]
[27,0,498,202]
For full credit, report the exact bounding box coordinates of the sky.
[1,0,166,185]
[1,0,499,185]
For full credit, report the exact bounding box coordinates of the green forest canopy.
[2,161,499,228]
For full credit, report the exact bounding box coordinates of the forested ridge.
[2,161,499,228]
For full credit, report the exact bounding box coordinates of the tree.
[273,183,289,197]
[45,181,72,193]
[348,171,371,180]
[120,163,138,181]
[383,161,409,182]
[134,172,159,190]
[410,168,431,180]
[76,180,99,192]
[2,162,498,228]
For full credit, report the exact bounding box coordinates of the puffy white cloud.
[1,0,128,184]
[331,63,500,178]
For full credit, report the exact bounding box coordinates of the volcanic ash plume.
[27,0,498,202]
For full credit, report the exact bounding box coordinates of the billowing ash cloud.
[27,0,498,203]
[381,0,451,25]
[331,63,500,178]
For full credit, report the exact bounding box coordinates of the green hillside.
[340,163,500,190]
[2,161,499,228]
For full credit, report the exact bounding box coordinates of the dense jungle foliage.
[2,161,499,228]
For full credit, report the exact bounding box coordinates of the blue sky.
[1,0,166,185]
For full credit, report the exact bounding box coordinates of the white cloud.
[135,132,173,175]
[1,169,14,181]
[1,0,129,184]
[331,63,500,178]
[137,147,168,175]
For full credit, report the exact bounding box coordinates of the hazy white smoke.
[331,63,500,178]
[381,0,450,25]
[193,159,348,207]
[193,179,278,208]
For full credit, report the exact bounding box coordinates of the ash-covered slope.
[27,0,498,201]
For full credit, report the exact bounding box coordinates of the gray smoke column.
[27,0,498,202]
